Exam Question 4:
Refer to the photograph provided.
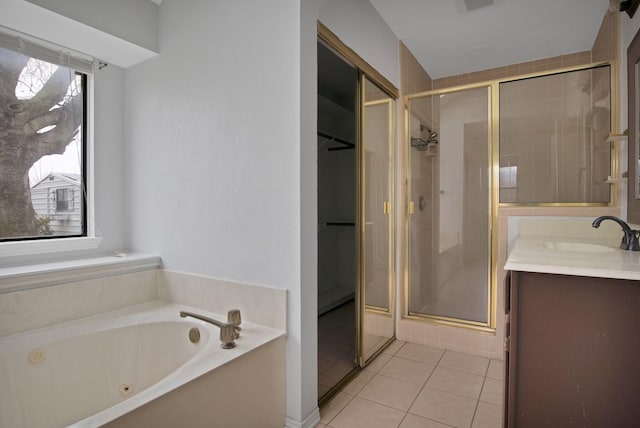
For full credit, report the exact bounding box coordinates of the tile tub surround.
[319,341,503,428]
[0,269,159,337]
[158,270,287,330]
[1,267,287,337]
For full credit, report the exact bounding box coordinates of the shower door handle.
[408,201,415,214]
[383,201,390,214]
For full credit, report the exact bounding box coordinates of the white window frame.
[0,28,100,258]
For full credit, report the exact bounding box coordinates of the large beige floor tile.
[486,359,503,381]
[382,339,406,356]
[479,378,503,406]
[471,402,502,428]
[364,353,392,373]
[320,392,353,424]
[357,374,422,411]
[438,350,489,376]
[330,397,406,428]
[342,370,374,395]
[379,356,435,386]
[395,343,445,365]
[409,388,477,428]
[426,367,484,399]
[399,413,453,428]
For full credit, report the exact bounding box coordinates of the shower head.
[428,131,438,140]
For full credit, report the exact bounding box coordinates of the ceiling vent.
[464,0,494,11]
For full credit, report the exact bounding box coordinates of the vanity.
[504,233,640,427]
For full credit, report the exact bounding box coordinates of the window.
[499,65,611,204]
[55,188,73,212]
[0,32,90,241]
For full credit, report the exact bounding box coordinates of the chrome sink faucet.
[592,216,640,251]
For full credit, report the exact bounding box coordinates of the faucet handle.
[219,323,236,349]
[227,309,242,339]
[630,230,640,251]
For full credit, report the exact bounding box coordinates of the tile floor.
[318,341,504,428]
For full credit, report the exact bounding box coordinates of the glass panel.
[499,66,611,204]
[407,87,490,324]
[0,46,85,240]
[363,77,394,361]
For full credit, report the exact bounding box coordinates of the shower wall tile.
[400,41,432,95]
[0,270,159,337]
[398,319,503,360]
[159,270,287,330]
[433,49,594,90]
[518,61,535,74]
[433,79,446,90]
[592,11,619,62]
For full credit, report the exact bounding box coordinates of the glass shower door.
[361,77,395,361]
[407,86,491,325]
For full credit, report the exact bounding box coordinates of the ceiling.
[369,0,612,79]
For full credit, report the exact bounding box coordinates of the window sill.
[0,253,162,294]
[0,236,102,258]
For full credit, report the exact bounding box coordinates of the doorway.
[317,40,358,402]
[317,25,398,405]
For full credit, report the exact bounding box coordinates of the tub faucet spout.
[179,311,236,349]
[592,215,640,251]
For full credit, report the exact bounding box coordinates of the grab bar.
[180,311,236,349]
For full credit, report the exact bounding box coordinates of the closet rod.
[326,221,355,226]
[317,131,355,148]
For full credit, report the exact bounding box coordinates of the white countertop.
[505,235,640,280]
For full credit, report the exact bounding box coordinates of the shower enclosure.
[404,63,612,329]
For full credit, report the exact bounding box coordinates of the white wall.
[125,0,300,295]
[93,65,126,254]
[124,0,309,425]
[25,0,159,52]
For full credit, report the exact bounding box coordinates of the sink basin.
[538,241,616,253]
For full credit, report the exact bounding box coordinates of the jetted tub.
[0,302,286,428]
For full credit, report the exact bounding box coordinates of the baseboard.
[284,407,321,428]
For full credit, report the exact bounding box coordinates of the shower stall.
[404,63,612,328]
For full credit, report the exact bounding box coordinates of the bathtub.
[0,302,286,428]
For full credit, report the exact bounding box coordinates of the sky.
[29,138,81,187]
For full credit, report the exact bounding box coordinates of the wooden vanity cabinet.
[503,271,640,428]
